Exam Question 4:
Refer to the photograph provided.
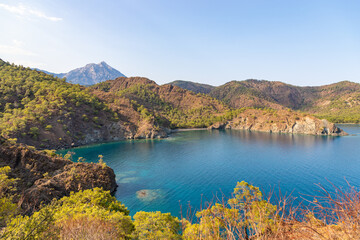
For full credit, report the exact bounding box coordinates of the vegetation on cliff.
[0,137,117,214]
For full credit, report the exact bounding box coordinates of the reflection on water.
[58,125,360,217]
[224,129,337,147]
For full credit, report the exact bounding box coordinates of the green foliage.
[2,206,57,240]
[29,127,39,138]
[0,166,18,227]
[43,149,57,157]
[82,114,88,121]
[63,151,74,160]
[98,154,106,168]
[183,181,277,239]
[0,166,17,195]
[2,188,134,239]
[133,211,181,239]
[77,157,86,163]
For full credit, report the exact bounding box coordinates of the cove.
[58,125,360,217]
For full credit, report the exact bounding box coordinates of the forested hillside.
[167,80,215,94]
[0,59,142,149]
[207,79,360,123]
[92,77,231,128]
[0,60,238,148]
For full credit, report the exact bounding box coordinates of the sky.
[0,0,359,86]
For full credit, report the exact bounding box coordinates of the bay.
[58,124,360,217]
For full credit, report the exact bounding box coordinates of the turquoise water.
[58,125,360,217]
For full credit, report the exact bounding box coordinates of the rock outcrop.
[134,120,170,139]
[208,109,347,136]
[0,138,117,214]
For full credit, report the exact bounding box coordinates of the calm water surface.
[59,125,360,217]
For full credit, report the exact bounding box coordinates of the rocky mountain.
[167,80,215,94]
[38,61,126,85]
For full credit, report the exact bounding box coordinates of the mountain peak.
[38,62,126,86]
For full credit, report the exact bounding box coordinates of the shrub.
[133,211,181,239]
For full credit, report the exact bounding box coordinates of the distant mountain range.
[167,79,360,123]
[36,61,126,85]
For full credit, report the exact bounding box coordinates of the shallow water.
[58,125,360,217]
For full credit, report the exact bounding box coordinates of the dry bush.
[182,182,360,240]
[58,216,123,240]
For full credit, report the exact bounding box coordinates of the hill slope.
[167,80,215,94]
[38,61,126,85]
[92,77,229,128]
[0,59,168,149]
[209,79,360,123]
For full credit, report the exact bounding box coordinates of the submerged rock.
[136,189,163,202]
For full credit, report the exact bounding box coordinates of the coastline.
[58,125,352,151]
[171,128,208,132]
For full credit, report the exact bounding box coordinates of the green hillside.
[0,59,122,148]
[207,79,360,123]
[167,80,215,94]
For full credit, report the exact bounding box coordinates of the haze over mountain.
[37,61,126,85]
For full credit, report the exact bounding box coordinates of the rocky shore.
[0,137,117,214]
[208,109,347,136]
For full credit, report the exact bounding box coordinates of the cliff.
[0,138,117,214]
[208,109,347,136]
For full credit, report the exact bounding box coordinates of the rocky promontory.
[0,138,117,214]
[208,109,347,136]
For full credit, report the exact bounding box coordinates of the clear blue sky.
[0,0,359,86]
